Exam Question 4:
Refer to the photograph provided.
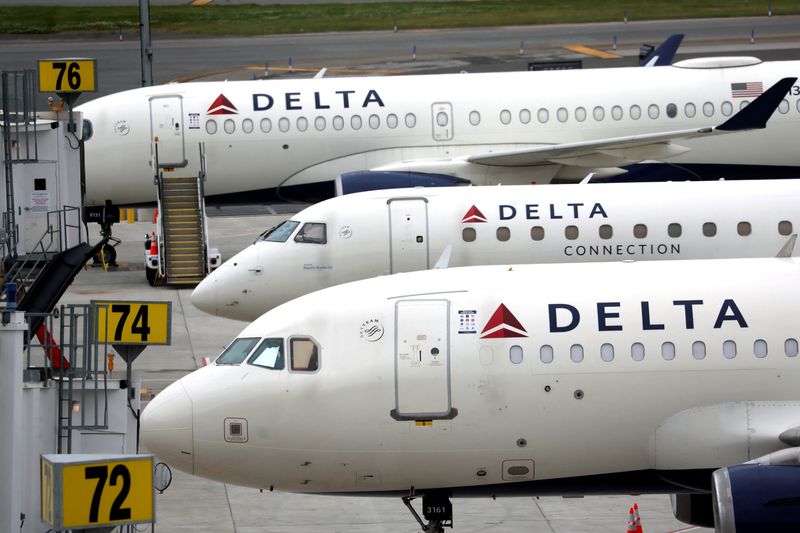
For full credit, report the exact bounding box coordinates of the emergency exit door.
[150,95,187,168]
[431,102,453,141]
[392,299,453,420]
[388,198,429,273]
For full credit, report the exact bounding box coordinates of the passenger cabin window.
[261,220,300,242]
[633,224,647,238]
[315,116,326,131]
[387,114,399,128]
[540,345,554,364]
[248,338,284,370]
[469,111,481,126]
[291,338,319,371]
[703,222,717,237]
[279,117,290,132]
[661,342,675,361]
[779,220,793,236]
[631,342,644,361]
[206,119,217,134]
[216,337,260,365]
[668,223,682,238]
[754,339,768,358]
[684,103,696,118]
[531,226,545,241]
[703,102,714,117]
[779,99,790,114]
[721,101,733,116]
[462,227,476,242]
[601,343,614,362]
[351,115,362,130]
[260,118,272,133]
[737,222,752,236]
[537,108,549,123]
[666,103,677,118]
[519,109,531,124]
[723,340,737,359]
[405,113,417,128]
[509,345,523,364]
[500,109,511,125]
[629,105,641,120]
[785,339,798,357]
[599,224,613,239]
[692,341,706,360]
[294,222,327,244]
[565,225,578,240]
[647,104,659,119]
[242,118,254,134]
[333,116,344,131]
[570,344,584,363]
[611,105,622,121]
[496,227,510,242]
[575,107,586,122]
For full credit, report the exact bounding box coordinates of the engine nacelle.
[335,171,470,196]
[712,464,800,533]
[671,493,714,529]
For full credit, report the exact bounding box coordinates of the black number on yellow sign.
[52,61,81,91]
[85,464,132,523]
[111,304,150,342]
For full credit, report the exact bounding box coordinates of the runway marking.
[563,44,623,59]
[190,0,214,5]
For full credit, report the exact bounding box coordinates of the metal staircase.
[158,175,206,284]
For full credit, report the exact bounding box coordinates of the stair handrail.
[153,142,167,279]
[197,142,209,275]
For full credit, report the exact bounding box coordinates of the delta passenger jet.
[76,59,799,206]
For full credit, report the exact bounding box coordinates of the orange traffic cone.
[149,232,157,256]
[626,507,636,532]
[633,503,643,533]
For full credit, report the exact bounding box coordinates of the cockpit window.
[215,337,260,365]
[291,337,319,372]
[294,222,327,244]
[248,338,284,370]
[260,220,300,242]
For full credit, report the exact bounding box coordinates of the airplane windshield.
[248,338,284,370]
[260,220,300,242]
[215,337,260,365]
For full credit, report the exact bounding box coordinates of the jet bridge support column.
[0,311,26,533]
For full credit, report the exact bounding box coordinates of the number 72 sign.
[93,301,172,345]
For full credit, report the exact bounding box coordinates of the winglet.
[314,68,327,79]
[433,245,453,269]
[717,77,797,131]
[641,34,684,67]
[777,234,797,258]
[579,172,596,184]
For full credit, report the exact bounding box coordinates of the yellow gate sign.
[93,300,172,345]
[38,58,97,93]
[41,454,155,530]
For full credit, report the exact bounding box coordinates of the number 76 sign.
[93,301,172,345]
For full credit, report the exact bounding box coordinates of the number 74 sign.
[93,301,172,345]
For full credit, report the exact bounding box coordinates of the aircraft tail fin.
[641,34,684,67]
[777,234,797,258]
[717,77,797,131]
[433,245,453,269]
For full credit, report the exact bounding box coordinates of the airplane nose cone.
[141,379,194,474]
[191,275,218,316]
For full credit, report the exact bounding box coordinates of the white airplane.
[192,178,800,321]
[142,257,800,532]
[76,60,798,207]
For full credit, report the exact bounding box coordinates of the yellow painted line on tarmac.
[563,44,623,59]
[190,0,214,6]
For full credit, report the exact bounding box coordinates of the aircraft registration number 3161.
[41,454,154,530]
[93,300,172,345]
[38,58,97,93]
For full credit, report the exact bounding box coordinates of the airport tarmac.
[61,214,712,532]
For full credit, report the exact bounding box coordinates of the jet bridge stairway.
[158,175,207,285]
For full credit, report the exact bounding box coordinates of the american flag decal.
[731,82,763,98]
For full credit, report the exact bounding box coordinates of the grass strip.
[2,1,799,36]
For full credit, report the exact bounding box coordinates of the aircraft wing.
[467,77,796,168]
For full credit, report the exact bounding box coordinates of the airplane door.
[150,95,187,168]
[388,198,429,273]
[431,102,453,141]
[392,299,453,420]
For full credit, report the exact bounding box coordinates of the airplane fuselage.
[192,179,800,321]
[79,58,800,206]
[143,258,800,495]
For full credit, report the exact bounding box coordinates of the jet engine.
[712,462,800,532]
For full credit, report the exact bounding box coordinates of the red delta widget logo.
[480,304,528,338]
[462,205,487,223]
[207,94,238,115]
